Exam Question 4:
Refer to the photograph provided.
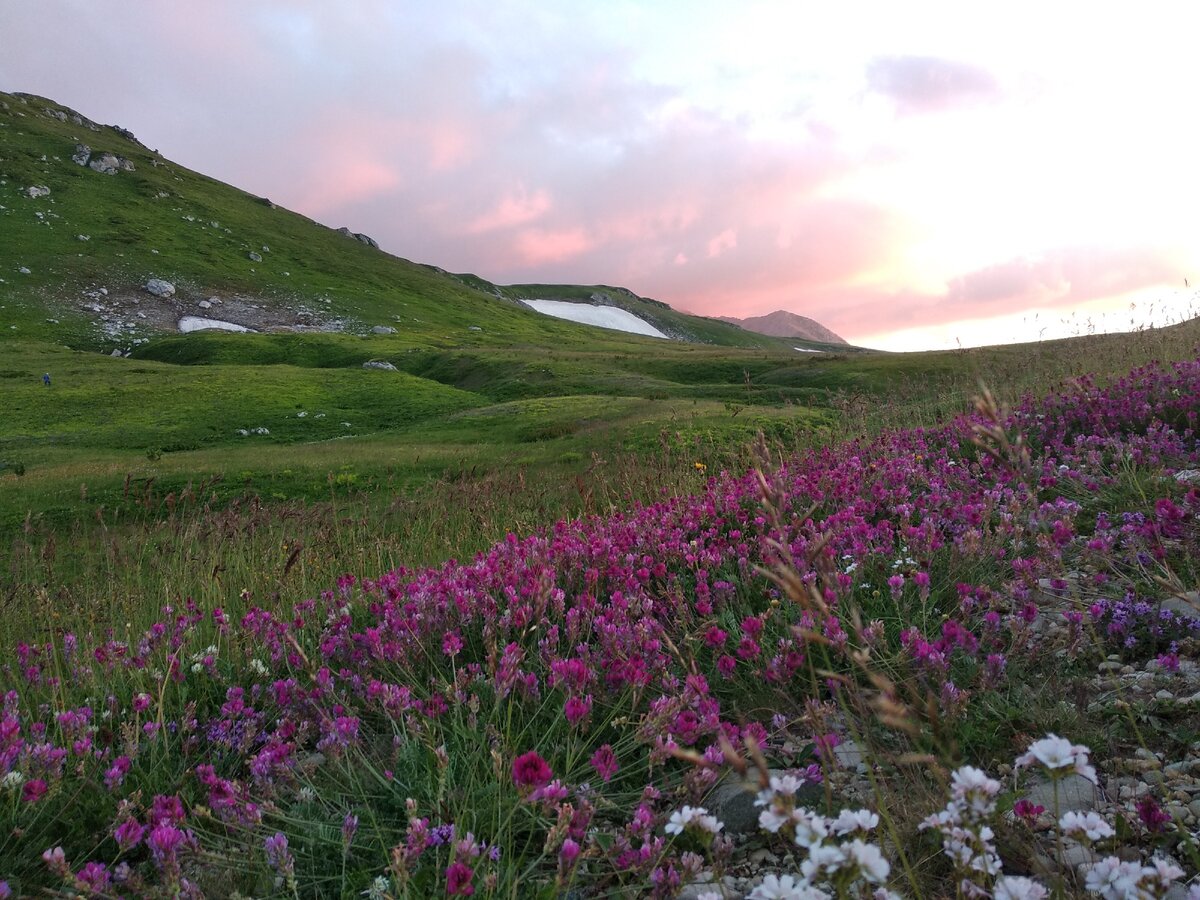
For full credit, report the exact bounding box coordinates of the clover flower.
[511,750,552,789]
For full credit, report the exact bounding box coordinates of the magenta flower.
[590,744,619,782]
[442,630,464,657]
[114,818,145,851]
[75,861,111,892]
[22,778,47,803]
[1136,795,1172,833]
[1013,799,1045,824]
[445,860,475,895]
[511,750,552,789]
[563,694,592,725]
[104,755,131,790]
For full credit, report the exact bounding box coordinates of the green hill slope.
[0,90,799,355]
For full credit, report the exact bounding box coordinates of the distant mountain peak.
[717,310,846,344]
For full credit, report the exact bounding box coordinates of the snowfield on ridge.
[521,299,668,338]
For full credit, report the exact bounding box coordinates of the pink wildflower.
[511,750,552,789]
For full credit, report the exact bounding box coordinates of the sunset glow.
[3,1,1196,349]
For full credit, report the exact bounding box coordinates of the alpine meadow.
[1,88,1200,899]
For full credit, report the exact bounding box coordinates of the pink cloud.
[514,227,595,266]
[467,187,553,233]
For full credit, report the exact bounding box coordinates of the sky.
[3,1,1198,350]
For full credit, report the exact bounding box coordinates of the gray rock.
[371,325,396,335]
[1163,593,1198,619]
[88,152,135,175]
[198,300,212,310]
[248,251,263,262]
[1025,774,1100,813]
[76,234,90,242]
[17,267,31,275]
[72,144,91,166]
[468,325,483,332]
[25,185,50,199]
[362,360,397,371]
[110,349,123,357]
[145,278,175,298]
[834,739,868,773]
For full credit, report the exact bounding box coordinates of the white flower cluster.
[734,735,1198,900]
[746,774,893,898]
[919,765,1004,889]
[665,804,724,836]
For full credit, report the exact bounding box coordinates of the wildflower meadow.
[2,353,1198,898]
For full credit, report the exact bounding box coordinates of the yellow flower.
[693,462,707,473]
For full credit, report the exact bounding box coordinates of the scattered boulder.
[25,185,50,199]
[362,360,397,371]
[18,267,31,275]
[88,152,136,175]
[370,325,396,335]
[468,325,483,332]
[43,107,67,122]
[110,349,123,357]
[198,300,212,310]
[248,251,263,263]
[145,278,175,298]
[72,144,91,166]
[76,234,90,242]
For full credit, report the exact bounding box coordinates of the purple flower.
[114,818,145,851]
[147,823,186,865]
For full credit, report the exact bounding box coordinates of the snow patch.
[793,347,822,353]
[178,316,255,333]
[523,300,667,339]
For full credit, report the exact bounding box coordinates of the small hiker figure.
[42,373,50,387]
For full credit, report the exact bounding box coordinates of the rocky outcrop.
[72,144,91,166]
[336,227,380,250]
[25,185,50,198]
